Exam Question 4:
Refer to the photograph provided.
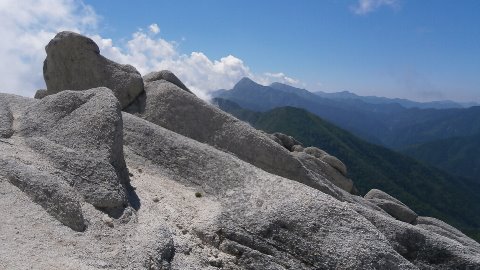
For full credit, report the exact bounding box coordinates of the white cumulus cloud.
[90,29,253,100]
[0,0,301,101]
[351,0,399,15]
[0,0,98,96]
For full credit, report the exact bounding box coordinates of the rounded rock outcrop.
[365,189,418,224]
[143,70,192,93]
[34,89,48,99]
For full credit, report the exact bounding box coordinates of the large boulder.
[42,31,144,108]
[365,189,418,224]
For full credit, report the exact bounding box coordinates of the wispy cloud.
[391,68,445,101]
[0,0,300,101]
[262,72,301,86]
[351,0,400,15]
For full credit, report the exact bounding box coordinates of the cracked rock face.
[42,31,144,108]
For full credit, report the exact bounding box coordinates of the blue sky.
[83,0,480,102]
[1,0,479,102]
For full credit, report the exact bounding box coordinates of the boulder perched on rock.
[292,144,304,152]
[294,151,354,193]
[269,132,303,151]
[365,189,418,224]
[143,70,192,93]
[42,31,144,108]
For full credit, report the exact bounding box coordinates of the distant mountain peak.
[234,77,258,89]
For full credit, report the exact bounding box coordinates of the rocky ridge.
[1,31,479,269]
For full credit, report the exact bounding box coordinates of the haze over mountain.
[213,78,480,149]
[270,82,479,109]
[314,90,479,109]
[402,133,480,181]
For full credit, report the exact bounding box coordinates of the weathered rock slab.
[122,112,417,269]
[0,158,85,231]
